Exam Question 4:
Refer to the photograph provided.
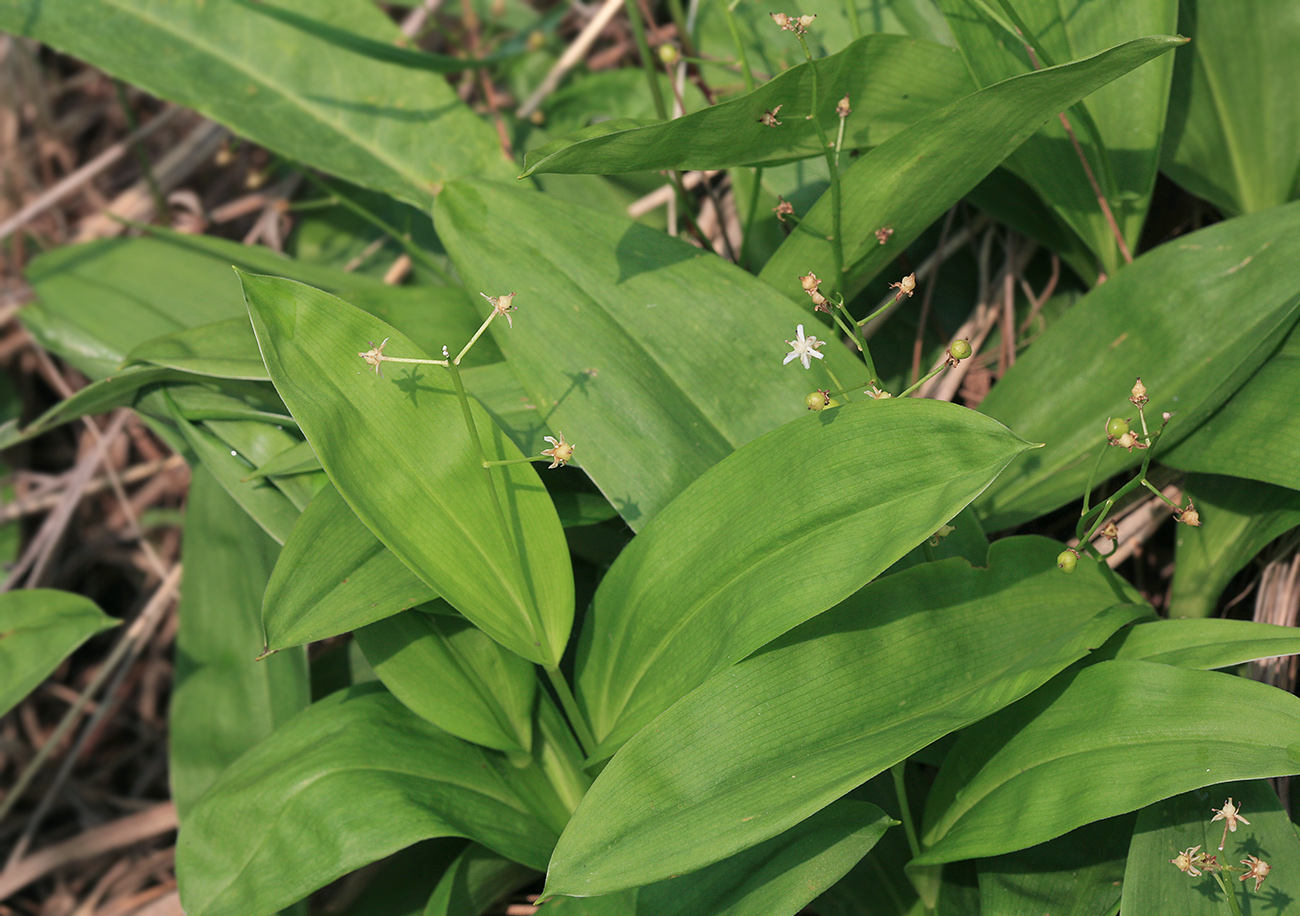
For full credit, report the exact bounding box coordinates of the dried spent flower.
[1171,846,1204,877]
[1130,376,1148,407]
[481,292,518,328]
[800,271,821,292]
[759,105,784,127]
[773,198,796,223]
[797,13,817,29]
[541,432,576,469]
[359,338,390,377]
[1178,504,1201,527]
[836,94,851,119]
[1101,520,1119,541]
[864,384,893,400]
[783,324,826,369]
[1240,855,1272,892]
[769,11,791,28]
[1212,799,1249,836]
[889,272,916,301]
[875,225,894,245]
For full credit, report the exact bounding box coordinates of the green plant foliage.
[577,399,1035,758]
[545,537,1146,896]
[175,685,563,916]
[1162,0,1300,216]
[919,661,1300,864]
[0,590,117,718]
[170,468,309,818]
[938,0,1178,276]
[974,200,1300,529]
[522,35,972,175]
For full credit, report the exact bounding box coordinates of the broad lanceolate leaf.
[170,469,308,818]
[1094,618,1300,671]
[974,201,1300,530]
[262,483,437,650]
[356,608,537,756]
[919,661,1300,864]
[978,817,1129,916]
[577,398,1036,758]
[1162,0,1300,216]
[436,180,871,531]
[128,317,268,380]
[0,0,513,208]
[939,0,1178,275]
[241,272,573,667]
[175,686,561,916]
[522,35,971,175]
[0,366,182,450]
[635,800,893,916]
[1161,322,1300,493]
[543,537,1147,897]
[759,35,1185,304]
[1167,474,1300,619]
[0,591,117,718]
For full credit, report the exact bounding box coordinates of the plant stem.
[544,665,597,758]
[843,0,862,40]
[891,762,922,858]
[795,34,844,291]
[624,0,668,121]
[897,361,946,399]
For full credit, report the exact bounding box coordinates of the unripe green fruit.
[1056,550,1078,574]
[950,339,972,361]
[1106,417,1130,439]
[805,390,830,411]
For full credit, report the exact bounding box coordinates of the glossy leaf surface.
[522,35,971,175]
[920,661,1300,864]
[436,179,871,531]
[544,537,1146,897]
[0,0,513,208]
[974,201,1300,529]
[263,483,437,650]
[241,272,573,666]
[176,686,560,916]
[170,469,308,817]
[577,398,1035,757]
[356,608,536,755]
[0,590,117,718]
[759,35,1185,303]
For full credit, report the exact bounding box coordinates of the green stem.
[455,307,500,365]
[722,0,756,92]
[485,455,548,468]
[739,166,764,270]
[896,361,946,399]
[1213,871,1243,916]
[891,762,922,858]
[664,0,698,60]
[843,0,862,40]
[795,34,844,291]
[624,0,668,121]
[297,169,454,284]
[545,665,597,758]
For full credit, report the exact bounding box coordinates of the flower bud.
[797,13,817,29]
[770,12,790,28]
[800,271,821,292]
[1057,549,1078,574]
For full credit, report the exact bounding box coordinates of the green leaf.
[1093,618,1300,670]
[974,201,1300,529]
[759,35,1185,303]
[1167,474,1300,619]
[170,468,308,818]
[163,398,302,544]
[128,317,268,380]
[1162,0,1300,216]
[337,840,467,916]
[0,0,513,209]
[422,843,539,916]
[633,800,894,916]
[937,0,1179,275]
[919,660,1300,864]
[543,537,1146,897]
[1122,780,1300,914]
[1161,323,1300,492]
[0,366,182,449]
[522,35,971,175]
[355,608,536,755]
[436,179,870,531]
[262,483,437,650]
[0,590,117,718]
[245,437,321,480]
[203,417,324,511]
[577,398,1037,758]
[240,272,573,667]
[175,685,561,916]
[977,816,1130,916]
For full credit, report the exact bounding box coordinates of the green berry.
[949,339,972,361]
[1056,549,1078,574]
[805,390,831,411]
[1105,417,1130,439]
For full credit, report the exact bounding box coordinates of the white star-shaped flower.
[783,324,825,369]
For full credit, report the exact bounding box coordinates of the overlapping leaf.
[919,661,1300,863]
[576,398,1036,758]
[543,538,1146,897]
[0,590,117,718]
[974,200,1300,529]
